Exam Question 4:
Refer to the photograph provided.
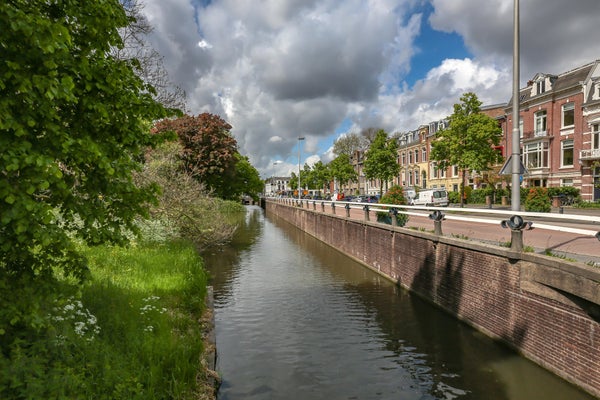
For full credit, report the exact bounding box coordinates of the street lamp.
[298,137,305,201]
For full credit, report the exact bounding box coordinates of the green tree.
[430,92,503,207]
[329,154,358,189]
[0,0,169,363]
[230,154,264,201]
[363,129,400,196]
[153,113,238,198]
[0,1,168,282]
[333,132,368,157]
[311,161,332,193]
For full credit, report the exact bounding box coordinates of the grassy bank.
[1,240,214,399]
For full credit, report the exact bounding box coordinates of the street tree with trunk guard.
[429,92,503,207]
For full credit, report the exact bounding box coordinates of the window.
[431,162,438,179]
[561,140,574,167]
[523,141,549,169]
[422,147,427,162]
[414,150,419,163]
[414,171,419,186]
[439,166,446,178]
[408,151,413,164]
[561,178,573,187]
[519,117,523,138]
[536,79,545,94]
[593,124,600,150]
[562,103,574,128]
[452,165,459,177]
[535,110,547,135]
[408,171,413,186]
[401,153,405,165]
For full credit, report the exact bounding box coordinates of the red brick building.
[503,60,600,200]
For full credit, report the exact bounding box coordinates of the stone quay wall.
[265,200,600,398]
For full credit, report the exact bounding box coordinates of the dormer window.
[536,79,546,94]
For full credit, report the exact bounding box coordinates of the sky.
[139,0,600,178]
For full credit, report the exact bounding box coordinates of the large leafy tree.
[363,129,400,196]
[333,132,368,157]
[430,92,503,207]
[329,154,358,189]
[310,161,332,192]
[0,1,167,283]
[153,113,238,198]
[230,154,264,201]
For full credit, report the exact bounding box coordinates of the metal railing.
[267,196,600,253]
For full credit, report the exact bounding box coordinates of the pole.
[298,137,305,201]
[511,0,521,211]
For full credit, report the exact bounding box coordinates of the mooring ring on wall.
[500,215,532,230]
[428,210,444,222]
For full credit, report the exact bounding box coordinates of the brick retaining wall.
[266,200,600,398]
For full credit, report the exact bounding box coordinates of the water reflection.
[204,206,594,400]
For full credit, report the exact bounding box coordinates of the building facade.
[503,60,600,201]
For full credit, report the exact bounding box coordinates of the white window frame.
[562,103,575,129]
[536,79,545,95]
[519,117,524,138]
[561,139,574,167]
[523,141,549,169]
[422,147,427,162]
[452,165,459,177]
[593,124,600,150]
[561,178,573,187]
[534,110,547,136]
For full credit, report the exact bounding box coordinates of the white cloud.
[139,0,600,177]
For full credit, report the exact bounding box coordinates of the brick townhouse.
[397,59,600,200]
[503,59,600,201]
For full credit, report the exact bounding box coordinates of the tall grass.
[78,240,210,399]
[0,240,211,400]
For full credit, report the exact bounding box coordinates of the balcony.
[580,148,600,161]
[522,130,549,140]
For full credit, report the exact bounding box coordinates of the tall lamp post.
[511,0,521,211]
[298,137,305,201]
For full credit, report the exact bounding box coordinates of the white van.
[411,189,449,207]
[403,187,416,202]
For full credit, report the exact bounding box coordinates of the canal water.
[203,206,594,400]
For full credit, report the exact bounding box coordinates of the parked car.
[411,189,449,207]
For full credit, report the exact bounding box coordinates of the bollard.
[331,202,336,215]
[428,210,444,236]
[510,229,523,252]
[434,220,443,236]
[345,203,350,218]
[389,208,398,226]
[500,215,531,252]
[321,202,325,212]
[313,201,316,211]
[363,205,370,222]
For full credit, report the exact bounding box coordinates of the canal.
[203,206,595,400]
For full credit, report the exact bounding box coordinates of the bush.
[524,187,551,212]
[135,141,244,249]
[376,185,409,227]
[448,191,460,204]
